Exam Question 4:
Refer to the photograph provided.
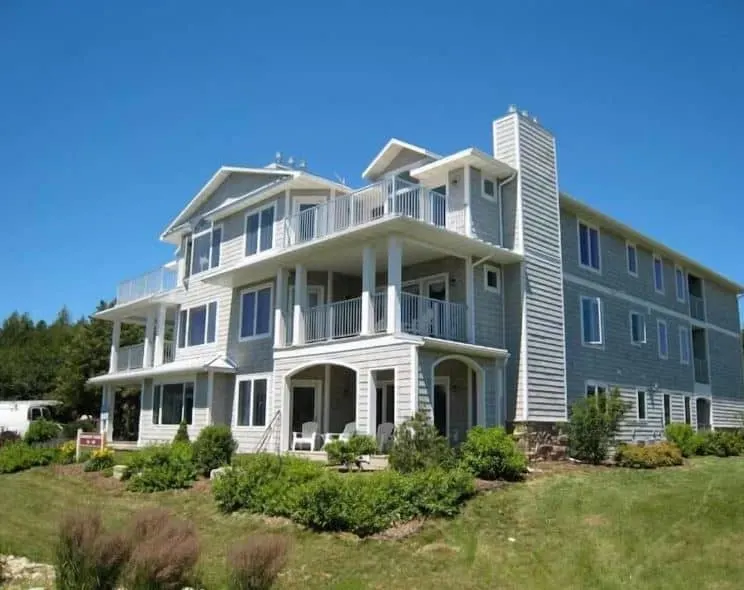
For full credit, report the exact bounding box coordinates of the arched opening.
[431,355,485,445]
[284,362,358,451]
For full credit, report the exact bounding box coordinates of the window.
[630,311,646,345]
[177,302,218,348]
[663,393,671,426]
[236,377,269,427]
[484,265,501,293]
[239,285,273,340]
[626,242,638,276]
[586,382,607,398]
[152,382,194,425]
[482,178,496,200]
[245,205,275,256]
[675,266,686,303]
[679,326,691,365]
[653,255,664,293]
[578,221,601,271]
[187,222,222,276]
[580,296,603,345]
[684,396,691,425]
[636,390,647,420]
[657,319,669,359]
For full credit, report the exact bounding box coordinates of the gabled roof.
[411,148,516,186]
[362,138,441,180]
[160,166,297,241]
[560,193,744,293]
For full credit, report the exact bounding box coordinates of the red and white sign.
[75,429,106,461]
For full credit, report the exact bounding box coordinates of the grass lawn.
[2,458,744,589]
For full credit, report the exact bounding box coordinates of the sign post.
[75,429,106,462]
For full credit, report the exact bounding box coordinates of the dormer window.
[186,221,222,277]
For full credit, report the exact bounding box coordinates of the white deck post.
[143,311,156,368]
[292,264,307,346]
[361,245,376,335]
[101,385,114,441]
[153,304,167,366]
[109,320,121,373]
[274,267,288,348]
[465,257,475,343]
[387,236,402,334]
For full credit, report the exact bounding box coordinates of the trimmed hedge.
[192,425,238,477]
[460,426,527,481]
[615,442,683,469]
[699,430,744,457]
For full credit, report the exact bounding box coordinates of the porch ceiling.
[93,296,180,324]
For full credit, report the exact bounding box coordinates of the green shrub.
[83,448,115,472]
[126,443,197,492]
[55,508,130,590]
[215,454,325,516]
[567,389,628,464]
[665,424,699,457]
[24,419,61,444]
[0,442,58,473]
[325,435,378,471]
[615,442,684,468]
[173,420,190,444]
[61,420,97,440]
[226,535,290,590]
[698,430,744,457]
[388,412,454,473]
[192,425,238,477]
[460,426,527,481]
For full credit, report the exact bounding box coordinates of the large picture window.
[187,221,222,277]
[152,382,194,425]
[236,376,269,427]
[177,302,218,348]
[239,285,273,340]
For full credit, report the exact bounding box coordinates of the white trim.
[679,325,691,365]
[433,376,450,440]
[464,166,472,237]
[244,202,276,257]
[362,138,441,180]
[483,264,501,294]
[178,300,219,349]
[409,147,516,186]
[626,241,638,277]
[577,218,601,273]
[584,380,608,398]
[653,254,665,294]
[233,373,273,429]
[580,295,603,346]
[675,265,687,303]
[657,319,669,360]
[323,365,331,432]
[629,310,646,346]
[188,221,223,277]
[636,388,647,422]
[289,379,323,439]
[275,334,420,359]
[206,371,214,426]
[564,272,742,339]
[238,282,274,342]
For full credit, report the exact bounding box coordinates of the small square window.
[483,178,495,199]
[484,265,501,293]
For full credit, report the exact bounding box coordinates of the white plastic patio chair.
[376,422,395,453]
[292,421,319,451]
[322,422,356,448]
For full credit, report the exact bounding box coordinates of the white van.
[0,400,61,437]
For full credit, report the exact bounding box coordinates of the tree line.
[0,302,142,417]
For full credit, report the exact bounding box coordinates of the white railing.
[694,357,709,384]
[116,266,177,305]
[689,295,705,321]
[401,292,468,342]
[373,291,387,333]
[282,178,448,248]
[117,344,145,371]
[304,298,363,343]
[163,340,175,363]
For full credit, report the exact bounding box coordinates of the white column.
[101,385,114,441]
[326,271,334,339]
[465,257,475,343]
[292,264,307,346]
[143,311,156,368]
[323,365,331,433]
[153,304,167,366]
[109,320,121,373]
[280,378,291,451]
[464,165,472,237]
[361,245,376,335]
[387,236,402,334]
[368,371,378,437]
[274,267,288,348]
[206,371,214,426]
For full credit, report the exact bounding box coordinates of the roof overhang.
[411,148,516,187]
[419,338,511,359]
[362,138,441,181]
[93,290,182,323]
[87,355,238,385]
[560,193,744,293]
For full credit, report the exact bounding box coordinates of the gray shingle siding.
[473,261,504,349]
[469,167,502,246]
[502,264,523,422]
[705,281,741,333]
[708,329,743,400]
[226,278,276,373]
[190,172,286,222]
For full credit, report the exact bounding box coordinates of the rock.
[534,444,553,460]
[112,464,128,481]
[210,466,231,480]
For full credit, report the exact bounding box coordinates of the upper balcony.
[117,265,178,306]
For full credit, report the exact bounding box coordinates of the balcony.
[694,357,709,384]
[689,295,705,321]
[284,292,468,345]
[281,178,455,249]
[116,266,178,306]
[114,341,174,372]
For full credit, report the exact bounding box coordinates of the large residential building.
[89,107,744,452]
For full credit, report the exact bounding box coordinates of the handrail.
[254,410,282,454]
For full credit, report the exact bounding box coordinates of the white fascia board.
[362,138,441,180]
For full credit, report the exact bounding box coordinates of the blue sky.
[1,1,743,321]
